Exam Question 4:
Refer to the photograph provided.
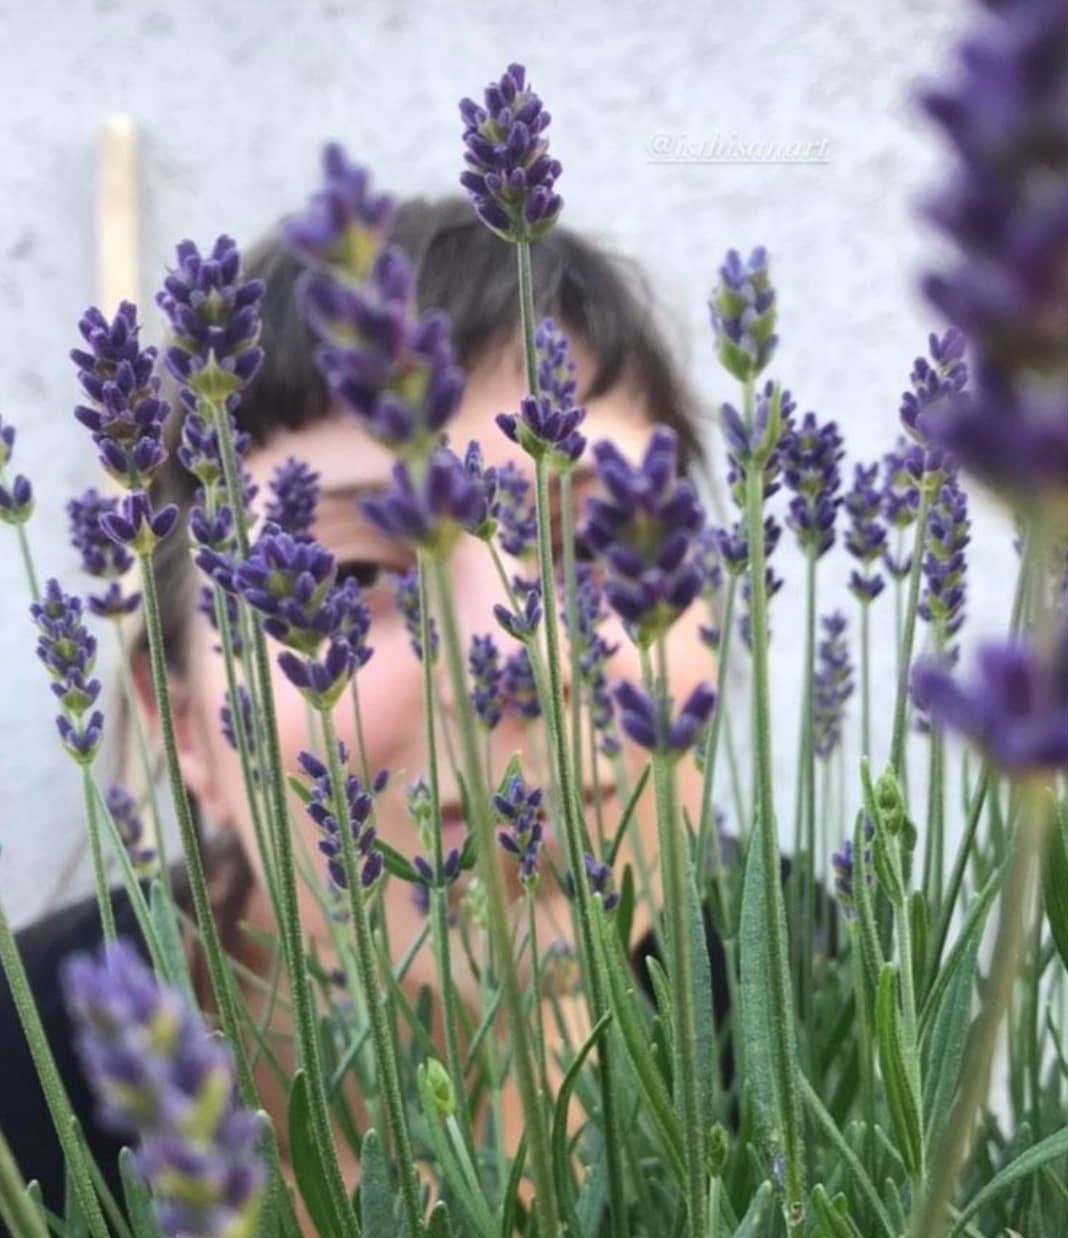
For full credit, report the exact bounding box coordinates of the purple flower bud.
[613,680,716,758]
[392,566,438,663]
[781,412,844,559]
[265,457,320,538]
[502,646,541,719]
[535,317,578,409]
[460,64,563,242]
[708,247,778,381]
[361,446,486,555]
[62,940,264,1237]
[496,392,586,469]
[582,426,705,645]
[469,633,504,730]
[493,579,542,642]
[285,144,395,277]
[31,580,105,766]
[813,612,854,759]
[100,492,179,555]
[919,470,971,637]
[581,852,619,913]
[844,462,888,605]
[495,771,545,887]
[105,785,156,875]
[911,612,1068,773]
[495,461,537,558]
[67,489,141,618]
[297,743,383,893]
[156,236,265,409]
[0,471,34,525]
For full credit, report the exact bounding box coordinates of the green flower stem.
[197,397,357,1235]
[5,491,40,603]
[558,470,585,798]
[0,1128,49,1238]
[429,555,560,1238]
[0,896,111,1238]
[517,236,626,1238]
[889,480,935,776]
[741,378,805,1224]
[791,549,818,1040]
[910,783,1049,1238]
[81,764,116,942]
[922,623,947,911]
[111,624,168,884]
[643,638,708,1238]
[319,710,423,1238]
[416,549,474,1159]
[721,702,748,838]
[859,599,872,762]
[527,892,550,1103]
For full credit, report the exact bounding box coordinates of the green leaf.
[427,1201,453,1238]
[738,831,783,1151]
[1043,805,1068,973]
[922,882,995,1149]
[685,863,717,1128]
[64,1160,89,1238]
[287,1071,344,1238]
[875,966,923,1180]
[615,862,636,951]
[149,879,197,1006]
[798,1075,896,1238]
[360,1130,400,1238]
[731,1180,774,1237]
[499,1130,526,1238]
[810,1183,861,1238]
[908,891,927,1001]
[947,1126,1068,1238]
[551,1010,612,1236]
[118,1148,166,1237]
[920,866,999,1035]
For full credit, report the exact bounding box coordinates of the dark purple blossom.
[220,685,255,757]
[919,470,971,637]
[831,840,857,920]
[496,392,586,469]
[67,489,141,618]
[177,410,256,499]
[304,247,465,460]
[197,585,243,657]
[495,460,537,558]
[71,302,170,491]
[100,491,179,556]
[469,633,504,729]
[535,317,578,408]
[720,382,793,507]
[494,578,542,642]
[265,457,320,538]
[568,564,621,757]
[361,445,487,554]
[911,615,1068,772]
[738,515,783,650]
[0,419,33,525]
[411,848,462,918]
[284,144,395,276]
[899,329,969,443]
[392,567,438,663]
[461,440,500,541]
[918,0,1068,503]
[105,785,156,875]
[31,579,104,766]
[781,412,844,558]
[614,680,716,758]
[62,939,264,1238]
[813,612,854,759]
[495,771,545,887]
[502,646,541,719]
[581,853,619,913]
[156,235,265,409]
[459,63,563,242]
[708,247,778,382]
[581,426,705,645]
[297,744,384,892]
[844,462,888,604]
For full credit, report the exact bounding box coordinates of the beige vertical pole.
[95,115,140,312]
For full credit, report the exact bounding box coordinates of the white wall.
[0,0,1016,928]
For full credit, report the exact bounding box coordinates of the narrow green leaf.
[738,832,781,1149]
[908,891,927,1002]
[799,1075,896,1238]
[427,1201,453,1238]
[685,864,717,1128]
[287,1070,343,1238]
[149,879,196,1006]
[1043,807,1068,973]
[875,966,923,1180]
[947,1126,1068,1237]
[499,1130,526,1238]
[810,1183,861,1238]
[574,1145,608,1238]
[731,1180,774,1237]
[118,1148,166,1237]
[64,1160,89,1238]
[920,866,1000,1035]
[360,1130,400,1238]
[551,1009,612,1236]
[922,886,994,1149]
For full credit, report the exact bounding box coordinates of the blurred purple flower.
[812,612,854,759]
[844,462,888,604]
[708,247,778,382]
[67,489,141,618]
[265,457,320,538]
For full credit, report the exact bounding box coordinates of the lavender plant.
[0,5,1066,1238]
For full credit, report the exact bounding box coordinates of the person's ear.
[129,646,228,823]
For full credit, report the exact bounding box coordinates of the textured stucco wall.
[0,0,1015,928]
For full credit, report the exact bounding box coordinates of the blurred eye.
[336,559,385,589]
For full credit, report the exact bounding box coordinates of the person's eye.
[336,559,386,590]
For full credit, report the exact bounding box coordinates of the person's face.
[171,343,711,1001]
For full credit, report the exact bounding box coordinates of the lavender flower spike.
[614,680,716,758]
[708,247,778,382]
[911,614,1068,774]
[0,415,34,525]
[581,425,705,646]
[298,745,384,893]
[62,939,264,1238]
[460,63,563,242]
[156,235,265,409]
[31,579,104,766]
[812,612,854,759]
[68,488,141,618]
